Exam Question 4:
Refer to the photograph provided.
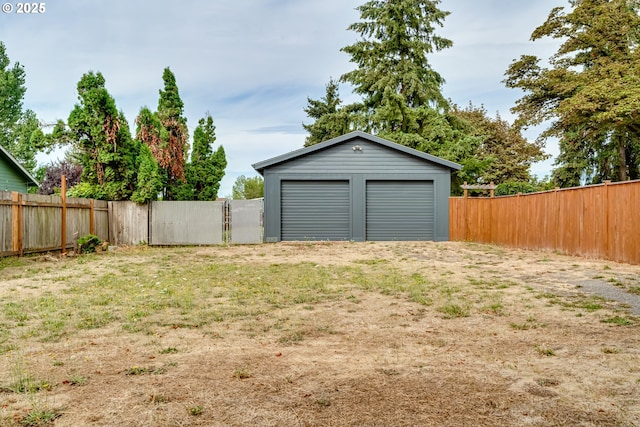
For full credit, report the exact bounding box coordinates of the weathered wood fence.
[449,180,640,265]
[1,192,109,256]
[1,193,263,256]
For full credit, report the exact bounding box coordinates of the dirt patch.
[1,241,639,426]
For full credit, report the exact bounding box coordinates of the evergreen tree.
[303,78,353,146]
[0,42,26,149]
[336,0,484,190]
[302,0,550,194]
[505,0,640,185]
[135,107,165,199]
[340,0,452,135]
[136,67,189,200]
[183,114,227,200]
[131,144,162,203]
[64,71,139,200]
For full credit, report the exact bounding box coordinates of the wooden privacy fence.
[449,180,640,265]
[0,191,109,256]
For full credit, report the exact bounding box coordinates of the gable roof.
[0,144,39,187]
[252,131,462,174]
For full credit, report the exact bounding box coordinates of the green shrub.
[77,234,102,254]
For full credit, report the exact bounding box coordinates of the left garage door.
[281,180,350,241]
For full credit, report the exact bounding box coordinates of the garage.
[252,131,461,242]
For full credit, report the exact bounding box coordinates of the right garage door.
[366,181,434,241]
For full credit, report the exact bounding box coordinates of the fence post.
[228,199,233,244]
[11,192,23,256]
[61,175,67,254]
[553,187,560,252]
[604,180,610,260]
[489,188,494,243]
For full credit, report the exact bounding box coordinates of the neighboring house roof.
[0,144,39,187]
[252,131,462,174]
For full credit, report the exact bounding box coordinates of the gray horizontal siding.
[268,140,448,175]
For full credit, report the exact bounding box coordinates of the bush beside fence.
[449,180,640,265]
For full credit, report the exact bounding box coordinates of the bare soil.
[1,241,639,426]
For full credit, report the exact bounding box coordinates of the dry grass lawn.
[0,241,639,426]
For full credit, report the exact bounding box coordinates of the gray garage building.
[252,131,461,242]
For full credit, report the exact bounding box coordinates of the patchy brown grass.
[0,241,639,426]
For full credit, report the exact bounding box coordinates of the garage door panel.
[281,181,350,241]
[366,181,434,241]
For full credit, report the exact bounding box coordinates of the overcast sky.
[1,0,567,196]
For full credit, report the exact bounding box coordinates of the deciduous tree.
[449,104,548,184]
[505,0,640,185]
[0,42,43,174]
[37,158,83,195]
[232,175,263,200]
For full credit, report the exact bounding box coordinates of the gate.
[229,199,263,244]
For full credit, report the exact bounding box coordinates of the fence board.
[108,201,149,246]
[66,197,93,249]
[450,180,640,265]
[94,200,109,243]
[607,182,640,264]
[0,192,13,255]
[22,194,61,251]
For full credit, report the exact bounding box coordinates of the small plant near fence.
[77,234,102,254]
